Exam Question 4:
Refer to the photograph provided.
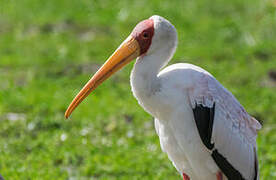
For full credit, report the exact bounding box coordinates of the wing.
[189,74,261,180]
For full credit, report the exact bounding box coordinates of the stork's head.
[65,15,177,118]
[131,15,177,57]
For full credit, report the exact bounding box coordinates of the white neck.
[130,55,160,100]
[130,45,174,102]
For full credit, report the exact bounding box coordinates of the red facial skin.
[131,19,154,55]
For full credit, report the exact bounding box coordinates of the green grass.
[0,0,275,179]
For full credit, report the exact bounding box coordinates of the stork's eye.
[142,31,149,39]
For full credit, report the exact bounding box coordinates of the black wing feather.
[192,103,215,150]
[212,150,244,180]
[192,103,247,180]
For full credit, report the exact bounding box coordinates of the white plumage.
[130,16,261,180]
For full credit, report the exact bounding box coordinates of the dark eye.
[142,31,149,39]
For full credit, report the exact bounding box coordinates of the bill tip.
[64,111,71,119]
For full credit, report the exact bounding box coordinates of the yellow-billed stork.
[65,15,261,180]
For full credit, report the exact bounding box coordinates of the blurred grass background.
[0,0,275,179]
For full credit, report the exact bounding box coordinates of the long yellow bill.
[65,36,140,118]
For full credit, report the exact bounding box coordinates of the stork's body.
[132,62,260,179]
[65,15,261,180]
[132,62,217,179]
